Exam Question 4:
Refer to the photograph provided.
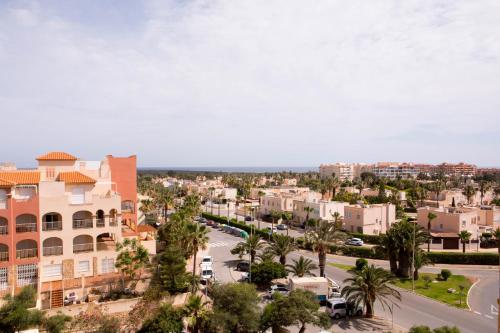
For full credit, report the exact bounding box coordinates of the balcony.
[43,246,63,256]
[109,218,118,227]
[96,218,105,228]
[73,219,93,229]
[16,248,38,259]
[73,243,93,253]
[42,221,62,231]
[16,223,37,233]
[0,252,8,262]
[0,226,7,235]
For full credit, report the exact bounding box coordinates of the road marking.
[484,315,494,320]
[474,311,482,315]
[466,278,480,311]
[209,241,238,248]
[491,304,498,316]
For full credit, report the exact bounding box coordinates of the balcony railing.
[109,218,118,227]
[97,242,115,251]
[43,246,63,256]
[16,223,37,233]
[96,218,105,227]
[42,221,62,231]
[73,243,93,253]
[0,252,8,261]
[73,219,93,229]
[16,248,38,259]
[0,226,7,235]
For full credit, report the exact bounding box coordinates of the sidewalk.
[280,316,405,333]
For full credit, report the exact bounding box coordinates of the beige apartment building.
[293,200,348,224]
[319,163,370,181]
[343,203,396,235]
[416,206,489,249]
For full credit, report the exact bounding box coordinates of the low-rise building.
[343,203,396,235]
[293,200,348,223]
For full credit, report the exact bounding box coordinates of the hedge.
[426,252,499,266]
[202,213,269,238]
[347,233,381,245]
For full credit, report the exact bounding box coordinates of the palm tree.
[306,220,346,277]
[341,265,401,318]
[217,194,224,216]
[458,230,472,253]
[493,228,500,254]
[462,185,476,205]
[281,211,293,236]
[375,231,398,274]
[184,294,208,333]
[413,249,431,280]
[208,187,215,215]
[139,199,156,224]
[426,212,437,252]
[479,180,491,205]
[268,234,296,265]
[270,210,282,239]
[330,211,342,230]
[286,256,318,277]
[233,234,264,263]
[432,180,444,207]
[303,206,314,229]
[186,223,209,290]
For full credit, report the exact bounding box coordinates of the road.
[206,227,498,333]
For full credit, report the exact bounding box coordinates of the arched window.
[96,233,115,251]
[72,211,93,229]
[73,235,93,253]
[16,239,38,259]
[16,214,37,233]
[42,213,62,231]
[0,243,8,262]
[0,217,7,235]
[42,237,63,256]
[96,210,105,227]
[109,209,118,226]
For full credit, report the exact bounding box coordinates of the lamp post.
[411,220,416,292]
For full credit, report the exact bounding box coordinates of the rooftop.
[57,171,96,184]
[36,152,78,161]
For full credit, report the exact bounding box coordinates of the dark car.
[236,261,250,272]
[244,215,254,221]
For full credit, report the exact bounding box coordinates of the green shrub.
[355,258,368,271]
[409,326,461,333]
[427,252,499,265]
[250,260,287,287]
[440,269,452,281]
[409,326,432,333]
[340,246,386,260]
[347,233,381,245]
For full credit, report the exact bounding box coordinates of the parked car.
[200,256,214,266]
[240,272,250,282]
[200,265,214,284]
[276,224,288,230]
[345,238,364,246]
[236,261,250,272]
[265,226,277,234]
[268,284,289,298]
[244,215,254,221]
[199,218,208,224]
[206,220,214,226]
[326,298,363,319]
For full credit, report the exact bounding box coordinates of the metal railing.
[109,218,118,227]
[73,243,93,253]
[96,218,105,227]
[0,226,7,235]
[96,242,114,251]
[72,219,93,229]
[43,246,63,256]
[16,248,38,259]
[0,252,8,261]
[16,223,37,233]
[42,221,62,231]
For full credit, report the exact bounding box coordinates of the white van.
[200,264,214,283]
[326,298,363,319]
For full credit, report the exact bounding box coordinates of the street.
[206,227,498,333]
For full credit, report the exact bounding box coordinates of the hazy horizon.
[1,0,499,166]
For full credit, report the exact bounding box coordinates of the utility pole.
[411,220,416,292]
[249,225,253,283]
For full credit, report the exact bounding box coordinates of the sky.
[1,0,499,168]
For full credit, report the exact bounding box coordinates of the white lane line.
[474,311,482,315]
[484,315,494,320]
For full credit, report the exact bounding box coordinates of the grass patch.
[392,273,472,309]
[328,263,354,271]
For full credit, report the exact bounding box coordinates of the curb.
[466,278,480,311]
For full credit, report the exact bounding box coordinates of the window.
[101,258,115,274]
[356,214,360,219]
[439,224,443,230]
[43,264,62,278]
[17,264,38,287]
[45,168,55,179]
[0,267,7,291]
[78,260,90,273]
[357,226,363,233]
[462,220,466,227]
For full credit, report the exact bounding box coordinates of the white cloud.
[0,0,499,167]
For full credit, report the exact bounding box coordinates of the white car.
[346,238,364,246]
[200,256,214,266]
[326,298,363,319]
[267,284,289,298]
[200,265,214,281]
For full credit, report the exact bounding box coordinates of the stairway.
[51,289,63,308]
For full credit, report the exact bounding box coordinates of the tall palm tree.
[186,223,209,290]
[282,211,293,236]
[270,210,282,239]
[375,231,398,274]
[341,265,401,318]
[233,234,264,263]
[493,228,500,254]
[432,180,444,207]
[458,230,472,253]
[330,211,342,230]
[462,185,476,205]
[184,294,208,333]
[268,234,296,265]
[479,180,491,205]
[286,256,318,277]
[306,220,346,277]
[139,199,156,224]
[303,206,314,229]
[426,212,437,252]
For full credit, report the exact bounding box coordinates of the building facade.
[293,200,348,223]
[343,203,396,235]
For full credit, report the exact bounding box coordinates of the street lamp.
[411,220,416,292]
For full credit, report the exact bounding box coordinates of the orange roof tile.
[0,171,40,185]
[0,177,15,188]
[137,224,157,233]
[57,171,96,184]
[36,152,78,161]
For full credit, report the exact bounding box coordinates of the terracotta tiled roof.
[0,177,15,188]
[137,224,157,233]
[0,171,40,185]
[36,152,78,161]
[57,171,96,184]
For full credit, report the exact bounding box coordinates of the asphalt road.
[206,227,498,333]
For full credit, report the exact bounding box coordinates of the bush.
[347,232,381,245]
[440,269,452,281]
[340,246,386,260]
[250,261,287,287]
[409,326,461,333]
[355,258,368,271]
[409,326,432,333]
[427,252,499,266]
[202,213,269,238]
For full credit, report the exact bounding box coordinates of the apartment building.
[319,163,370,181]
[259,194,297,215]
[343,203,396,235]
[293,200,348,223]
[436,163,477,177]
[372,162,418,179]
[0,152,142,309]
[416,206,487,250]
